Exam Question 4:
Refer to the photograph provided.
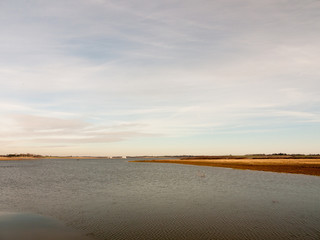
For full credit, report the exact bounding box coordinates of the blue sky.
[1,0,320,156]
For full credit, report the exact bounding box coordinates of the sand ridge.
[131,158,320,176]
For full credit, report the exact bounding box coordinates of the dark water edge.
[0,212,89,240]
[0,158,319,240]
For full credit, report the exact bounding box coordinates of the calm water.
[0,158,319,240]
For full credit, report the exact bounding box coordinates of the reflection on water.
[0,213,89,240]
[0,158,319,239]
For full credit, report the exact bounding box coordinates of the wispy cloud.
[0,114,153,150]
[1,0,320,155]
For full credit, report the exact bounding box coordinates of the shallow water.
[0,158,319,239]
[0,212,89,240]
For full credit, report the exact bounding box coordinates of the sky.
[1,0,320,156]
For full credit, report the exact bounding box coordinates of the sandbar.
[131,158,320,176]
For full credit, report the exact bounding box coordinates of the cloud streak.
[1,0,320,155]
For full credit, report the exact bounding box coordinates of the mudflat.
[131,158,320,176]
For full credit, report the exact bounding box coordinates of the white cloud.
[1,0,320,155]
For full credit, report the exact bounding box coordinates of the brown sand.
[131,159,320,176]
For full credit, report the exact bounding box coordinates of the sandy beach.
[131,158,320,176]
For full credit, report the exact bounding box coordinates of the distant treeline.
[1,153,43,158]
[181,153,320,160]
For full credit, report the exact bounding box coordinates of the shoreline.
[2,157,320,176]
[0,157,43,161]
[131,159,320,177]
[0,156,120,161]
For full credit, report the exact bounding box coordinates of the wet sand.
[131,158,320,176]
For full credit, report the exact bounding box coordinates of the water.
[0,212,89,240]
[0,158,319,239]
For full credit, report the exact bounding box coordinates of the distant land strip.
[2,153,320,176]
